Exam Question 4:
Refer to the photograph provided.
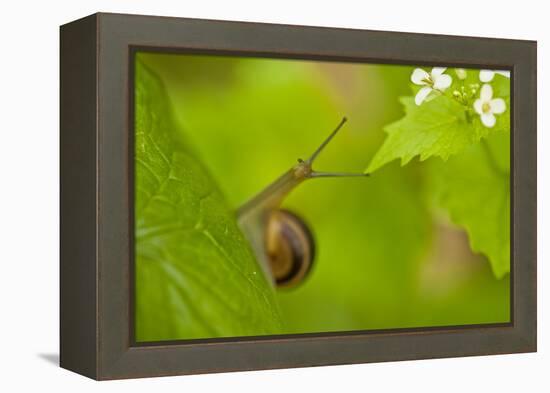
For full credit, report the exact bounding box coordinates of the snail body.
[237,118,367,289]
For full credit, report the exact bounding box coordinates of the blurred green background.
[137,52,510,334]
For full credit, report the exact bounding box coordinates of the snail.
[237,117,368,289]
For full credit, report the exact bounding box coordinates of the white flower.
[479,69,511,82]
[474,84,506,128]
[411,67,453,105]
[455,68,467,80]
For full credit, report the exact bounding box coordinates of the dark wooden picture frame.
[60,12,537,380]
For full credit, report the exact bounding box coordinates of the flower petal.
[473,99,484,115]
[495,70,511,78]
[455,68,467,80]
[481,113,496,128]
[491,98,506,114]
[431,67,447,77]
[479,70,494,82]
[411,68,429,85]
[415,86,432,106]
[480,84,493,101]
[433,74,452,90]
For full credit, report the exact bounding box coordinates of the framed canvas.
[60,12,537,380]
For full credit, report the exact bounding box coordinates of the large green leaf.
[134,60,282,342]
[429,131,510,278]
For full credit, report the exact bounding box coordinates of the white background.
[0,0,546,391]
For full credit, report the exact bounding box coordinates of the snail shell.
[265,209,315,287]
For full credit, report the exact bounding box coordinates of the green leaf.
[368,96,479,172]
[429,131,510,278]
[369,69,511,277]
[367,71,510,173]
[134,59,282,342]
